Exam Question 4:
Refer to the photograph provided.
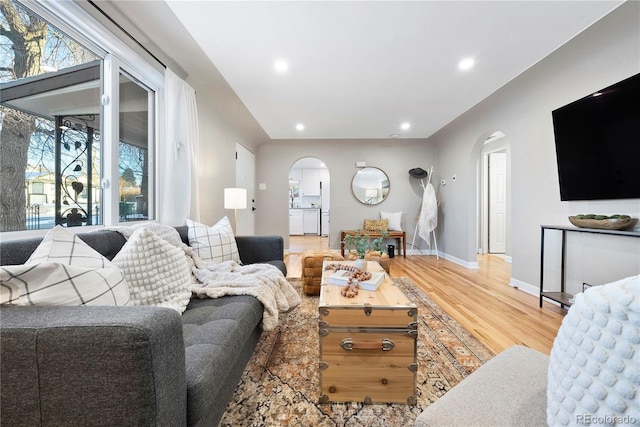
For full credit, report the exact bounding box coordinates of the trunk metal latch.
[364,302,372,316]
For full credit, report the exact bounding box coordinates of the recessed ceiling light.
[274,60,288,73]
[458,57,475,71]
[401,122,411,130]
[296,123,305,131]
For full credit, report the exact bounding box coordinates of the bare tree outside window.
[1,0,100,231]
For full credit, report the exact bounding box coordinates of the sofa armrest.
[235,235,284,265]
[1,306,187,427]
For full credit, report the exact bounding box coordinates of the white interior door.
[235,142,255,235]
[489,152,506,253]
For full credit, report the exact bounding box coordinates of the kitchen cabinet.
[303,209,319,235]
[289,209,304,235]
[302,169,321,196]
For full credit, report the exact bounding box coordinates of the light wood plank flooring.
[286,236,565,355]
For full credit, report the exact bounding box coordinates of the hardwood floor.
[286,236,566,355]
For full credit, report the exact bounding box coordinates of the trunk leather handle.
[340,338,395,351]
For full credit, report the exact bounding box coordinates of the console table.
[341,230,407,258]
[539,225,640,308]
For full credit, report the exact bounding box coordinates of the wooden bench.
[340,230,407,258]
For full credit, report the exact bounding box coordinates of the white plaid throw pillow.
[186,217,240,264]
[0,226,129,306]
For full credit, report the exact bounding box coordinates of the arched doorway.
[288,157,330,246]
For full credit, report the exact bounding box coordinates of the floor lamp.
[224,188,247,233]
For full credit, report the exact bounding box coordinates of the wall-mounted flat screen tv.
[552,72,640,201]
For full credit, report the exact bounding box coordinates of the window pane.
[119,72,153,222]
[0,0,102,231]
[0,0,99,83]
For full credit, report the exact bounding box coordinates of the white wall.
[255,139,435,250]
[190,78,268,226]
[428,1,640,292]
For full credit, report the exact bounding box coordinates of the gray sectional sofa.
[0,226,287,427]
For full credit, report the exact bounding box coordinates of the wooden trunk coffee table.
[318,260,417,404]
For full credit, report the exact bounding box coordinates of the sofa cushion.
[186,217,240,264]
[380,211,403,231]
[181,295,263,426]
[547,275,639,426]
[26,226,116,268]
[363,218,388,232]
[414,345,549,427]
[0,226,129,307]
[112,227,193,313]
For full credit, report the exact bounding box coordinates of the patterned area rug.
[219,278,494,426]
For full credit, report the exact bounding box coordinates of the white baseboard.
[407,248,436,256]
[407,249,479,268]
[442,252,479,269]
[509,277,539,297]
[407,248,432,256]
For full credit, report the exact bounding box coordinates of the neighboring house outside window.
[0,0,161,233]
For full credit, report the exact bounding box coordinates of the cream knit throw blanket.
[100,223,301,330]
[191,261,301,330]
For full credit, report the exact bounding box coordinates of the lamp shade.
[224,188,247,209]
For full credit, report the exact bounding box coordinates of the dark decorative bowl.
[568,216,638,230]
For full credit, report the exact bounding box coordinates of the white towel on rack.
[418,182,438,242]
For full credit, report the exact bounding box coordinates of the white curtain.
[160,68,200,225]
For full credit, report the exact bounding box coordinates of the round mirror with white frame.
[351,167,389,205]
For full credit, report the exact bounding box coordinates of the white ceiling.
[161,1,622,140]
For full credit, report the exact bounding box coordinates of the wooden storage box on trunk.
[318,261,417,404]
